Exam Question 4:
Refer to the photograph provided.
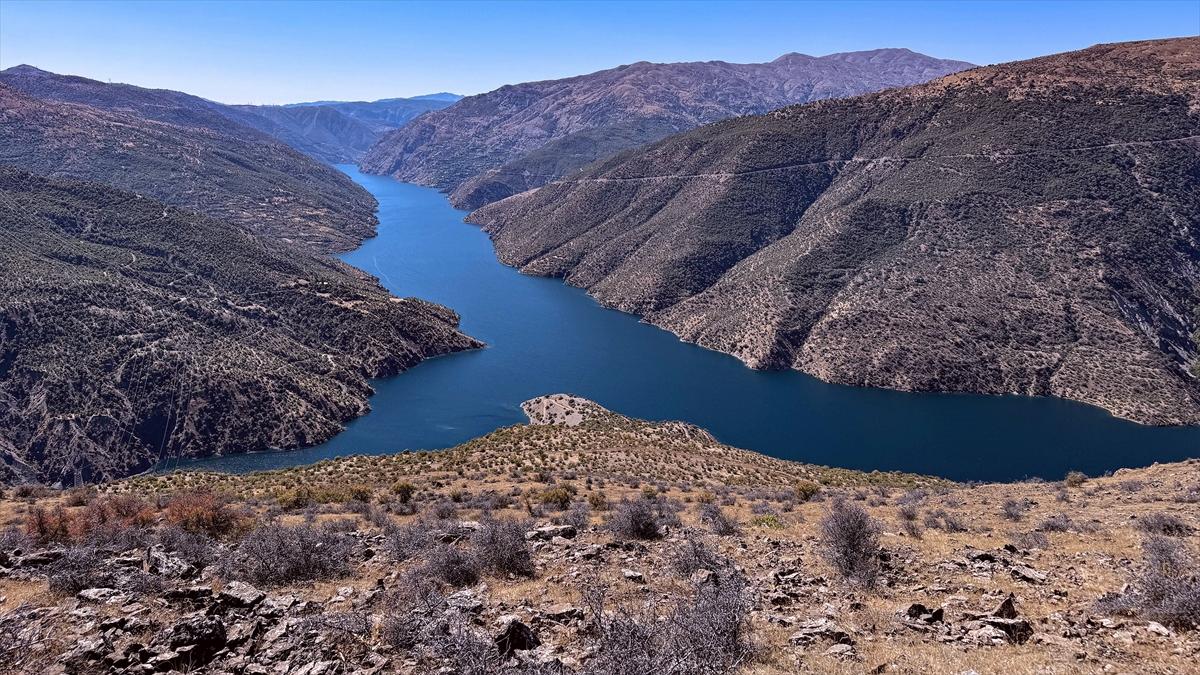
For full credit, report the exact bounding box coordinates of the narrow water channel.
[172,167,1200,481]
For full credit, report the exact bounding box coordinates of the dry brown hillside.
[1,395,1197,674]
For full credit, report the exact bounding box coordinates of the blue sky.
[1,0,1196,104]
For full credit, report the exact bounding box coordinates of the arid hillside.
[469,38,1200,425]
[0,69,378,253]
[360,49,972,209]
[0,169,480,484]
[0,395,1197,674]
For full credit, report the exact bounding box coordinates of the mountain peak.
[1,64,52,76]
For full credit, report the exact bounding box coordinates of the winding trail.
[552,134,1200,184]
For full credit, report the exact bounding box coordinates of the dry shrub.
[1136,513,1195,537]
[608,497,680,540]
[587,492,610,511]
[25,505,73,545]
[164,491,244,538]
[700,503,739,536]
[1098,536,1200,629]
[221,523,354,586]
[819,499,882,588]
[539,485,575,510]
[471,517,533,577]
[46,546,110,594]
[423,545,480,587]
[794,480,822,502]
[582,572,754,674]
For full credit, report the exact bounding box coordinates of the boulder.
[789,618,854,646]
[540,604,583,623]
[981,617,1033,644]
[219,581,265,607]
[495,619,541,657]
[526,525,577,541]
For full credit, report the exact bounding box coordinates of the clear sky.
[1,0,1196,104]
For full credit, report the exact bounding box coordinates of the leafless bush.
[471,517,533,577]
[607,498,680,540]
[1013,530,1050,550]
[900,518,923,539]
[221,523,354,586]
[0,526,31,551]
[1064,471,1088,488]
[385,519,437,562]
[557,501,591,531]
[1097,536,1200,629]
[699,503,739,537]
[581,572,754,674]
[925,508,968,533]
[897,504,923,539]
[750,501,777,517]
[431,501,459,520]
[158,525,218,567]
[164,491,243,538]
[380,573,447,651]
[423,545,480,587]
[1038,514,1073,532]
[819,500,882,588]
[46,546,110,594]
[1001,498,1028,522]
[1136,513,1195,537]
[669,535,731,577]
[1119,480,1146,493]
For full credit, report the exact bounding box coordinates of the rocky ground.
[1,395,1197,674]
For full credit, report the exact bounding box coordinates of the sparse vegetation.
[819,499,882,587]
[221,523,354,586]
[1098,536,1200,629]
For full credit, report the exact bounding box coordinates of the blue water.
[171,166,1200,481]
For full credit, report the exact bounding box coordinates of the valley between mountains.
[0,18,1199,675]
[467,37,1200,427]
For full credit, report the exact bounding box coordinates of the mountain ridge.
[0,72,380,252]
[467,37,1200,426]
[359,48,974,209]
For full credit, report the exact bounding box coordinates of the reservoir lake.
[174,166,1200,481]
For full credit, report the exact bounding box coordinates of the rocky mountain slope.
[469,38,1200,426]
[2,395,1197,674]
[360,49,973,209]
[0,67,378,252]
[0,168,480,484]
[230,96,459,164]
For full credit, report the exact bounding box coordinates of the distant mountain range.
[232,94,460,163]
[469,37,1200,426]
[359,48,974,209]
[0,64,459,166]
[0,66,379,252]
